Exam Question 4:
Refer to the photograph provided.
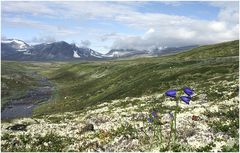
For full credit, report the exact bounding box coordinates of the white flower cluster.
[1,80,238,151]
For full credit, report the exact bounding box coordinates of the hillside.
[1,61,39,107]
[1,40,239,152]
[174,40,238,59]
[33,40,239,115]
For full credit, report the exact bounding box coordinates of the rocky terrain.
[1,79,238,152]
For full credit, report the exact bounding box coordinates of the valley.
[1,40,239,151]
[1,72,53,120]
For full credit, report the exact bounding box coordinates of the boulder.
[7,124,27,131]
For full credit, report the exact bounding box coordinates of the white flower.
[208,105,219,112]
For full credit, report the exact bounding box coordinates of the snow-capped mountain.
[1,39,103,60]
[1,38,198,61]
[73,45,103,59]
[1,39,31,60]
[1,39,30,52]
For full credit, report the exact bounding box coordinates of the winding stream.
[1,73,53,120]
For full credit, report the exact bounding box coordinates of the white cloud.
[111,2,239,50]
[2,1,239,52]
[112,19,238,50]
[209,21,226,32]
[2,1,137,20]
[3,17,80,37]
[2,1,58,18]
[30,36,56,44]
[210,1,239,25]
[80,40,91,47]
[144,28,155,36]
[100,32,129,42]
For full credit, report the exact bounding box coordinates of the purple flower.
[147,117,153,123]
[183,87,194,96]
[151,111,158,118]
[165,89,177,98]
[180,96,191,105]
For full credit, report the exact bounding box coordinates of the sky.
[1,1,239,54]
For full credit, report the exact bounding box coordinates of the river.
[1,74,53,120]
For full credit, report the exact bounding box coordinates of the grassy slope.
[33,40,239,115]
[1,61,69,107]
[1,40,239,152]
[1,61,39,107]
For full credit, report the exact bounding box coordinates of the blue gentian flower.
[180,96,191,104]
[147,117,153,123]
[151,111,157,118]
[183,87,194,96]
[165,89,177,98]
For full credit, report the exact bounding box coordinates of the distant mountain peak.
[2,39,29,52]
[1,39,103,60]
[1,38,199,61]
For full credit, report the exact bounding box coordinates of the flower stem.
[174,101,178,144]
[159,128,162,148]
[159,99,163,148]
[157,117,162,149]
[167,118,174,150]
[174,108,177,143]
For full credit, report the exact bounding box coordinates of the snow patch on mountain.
[23,51,32,55]
[73,50,81,58]
[90,50,103,58]
[2,39,29,52]
[104,51,128,57]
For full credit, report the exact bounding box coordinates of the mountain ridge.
[1,39,103,61]
[2,38,238,61]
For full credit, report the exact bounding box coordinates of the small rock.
[192,115,200,121]
[7,124,28,131]
[82,124,94,133]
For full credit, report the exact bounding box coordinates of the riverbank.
[1,73,53,120]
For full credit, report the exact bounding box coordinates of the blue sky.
[136,2,220,20]
[1,1,239,54]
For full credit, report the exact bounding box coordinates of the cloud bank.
[2,1,239,52]
[111,2,239,50]
[80,40,91,47]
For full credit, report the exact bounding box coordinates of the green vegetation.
[1,61,67,108]
[206,107,239,138]
[1,61,38,107]
[173,40,238,60]
[1,132,74,152]
[196,142,217,152]
[1,40,239,152]
[221,143,239,152]
[32,40,238,115]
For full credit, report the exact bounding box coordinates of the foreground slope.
[1,40,239,152]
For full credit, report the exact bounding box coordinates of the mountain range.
[1,39,198,60]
